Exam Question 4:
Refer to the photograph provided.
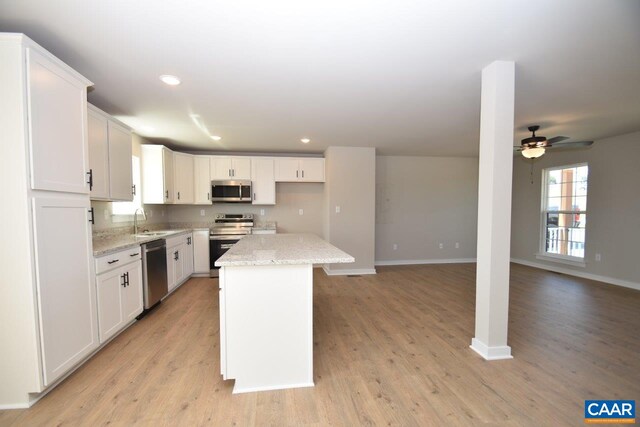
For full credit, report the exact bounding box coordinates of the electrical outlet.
[439,243,444,249]
[200,209,205,216]
[148,210,153,217]
[299,209,303,215]
[103,209,109,220]
[595,253,601,262]
[161,210,165,217]
[393,244,398,250]
[455,242,460,249]
[260,209,265,216]
[335,206,341,213]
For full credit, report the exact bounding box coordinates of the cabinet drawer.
[95,246,142,275]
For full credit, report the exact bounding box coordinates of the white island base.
[216,234,354,394]
[219,264,314,393]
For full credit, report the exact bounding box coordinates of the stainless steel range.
[209,213,254,277]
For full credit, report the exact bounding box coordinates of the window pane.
[548,170,562,184]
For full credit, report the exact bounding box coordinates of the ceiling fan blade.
[548,140,594,149]
[547,136,570,144]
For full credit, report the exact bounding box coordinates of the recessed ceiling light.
[301,138,310,144]
[159,75,181,86]
[211,135,222,141]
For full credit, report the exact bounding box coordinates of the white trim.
[535,253,586,268]
[0,403,31,410]
[375,258,476,266]
[511,258,640,292]
[321,267,377,276]
[470,338,513,360]
[232,381,314,394]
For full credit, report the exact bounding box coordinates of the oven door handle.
[210,235,244,241]
[219,244,235,250]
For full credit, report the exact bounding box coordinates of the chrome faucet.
[134,208,147,235]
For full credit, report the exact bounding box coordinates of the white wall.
[511,130,640,286]
[375,156,479,263]
[324,147,376,273]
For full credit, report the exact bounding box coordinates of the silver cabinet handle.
[302,170,304,178]
[296,170,299,178]
[177,191,181,200]
[207,192,210,200]
[253,192,256,201]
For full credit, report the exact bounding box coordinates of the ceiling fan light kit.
[522,146,545,158]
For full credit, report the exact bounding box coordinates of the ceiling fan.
[516,125,594,158]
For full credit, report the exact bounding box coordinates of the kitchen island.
[215,233,354,393]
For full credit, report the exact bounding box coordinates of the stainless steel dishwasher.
[142,239,168,310]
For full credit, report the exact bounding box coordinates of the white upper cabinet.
[173,152,194,204]
[87,109,110,199]
[28,48,91,194]
[298,158,325,182]
[251,157,276,205]
[275,158,325,182]
[211,157,251,180]
[88,104,133,201]
[107,121,133,201]
[142,145,175,204]
[194,156,211,204]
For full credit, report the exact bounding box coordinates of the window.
[540,163,588,262]
[111,156,142,221]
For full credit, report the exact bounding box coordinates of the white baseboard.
[232,381,314,394]
[321,267,377,276]
[375,258,476,266]
[0,402,30,410]
[511,258,640,292]
[470,338,513,360]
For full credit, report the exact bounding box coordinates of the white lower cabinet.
[33,196,98,386]
[166,233,194,292]
[95,248,143,344]
[193,230,210,274]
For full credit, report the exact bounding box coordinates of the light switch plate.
[335,206,341,213]
[200,209,205,216]
[299,209,303,215]
[260,209,265,216]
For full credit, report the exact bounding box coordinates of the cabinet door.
[210,157,232,180]
[251,158,276,205]
[175,245,185,287]
[108,121,133,201]
[174,152,194,204]
[96,266,125,344]
[122,261,143,323]
[231,157,251,180]
[194,156,211,204]
[87,109,110,199]
[275,158,300,182]
[193,230,210,273]
[184,234,194,277]
[166,246,177,291]
[163,148,175,203]
[28,49,90,194]
[299,158,325,182]
[32,196,98,386]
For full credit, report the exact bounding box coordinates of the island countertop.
[215,233,354,267]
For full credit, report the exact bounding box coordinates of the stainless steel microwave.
[211,180,252,203]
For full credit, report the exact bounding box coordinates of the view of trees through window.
[542,164,588,259]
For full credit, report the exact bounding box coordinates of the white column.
[470,60,515,361]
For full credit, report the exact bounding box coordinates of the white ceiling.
[1,0,639,156]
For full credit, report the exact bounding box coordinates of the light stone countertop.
[215,233,354,267]
[92,229,191,257]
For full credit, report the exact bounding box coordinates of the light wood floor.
[1,264,639,426]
